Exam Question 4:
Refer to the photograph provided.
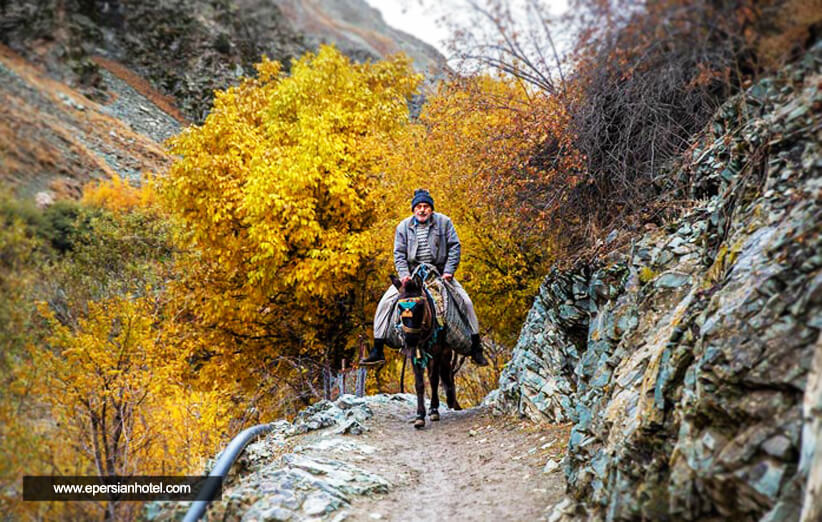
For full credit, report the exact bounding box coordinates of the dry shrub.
[443,0,820,259]
[564,1,748,234]
[560,0,821,251]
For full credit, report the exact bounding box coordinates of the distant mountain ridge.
[276,0,447,74]
[0,0,445,123]
[0,0,446,198]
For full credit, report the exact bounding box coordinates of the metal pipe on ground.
[183,423,274,522]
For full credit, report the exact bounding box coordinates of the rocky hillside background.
[276,0,446,75]
[1,0,303,122]
[0,42,177,200]
[486,42,822,521]
[1,0,443,123]
[0,0,445,199]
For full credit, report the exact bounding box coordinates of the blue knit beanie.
[411,189,434,211]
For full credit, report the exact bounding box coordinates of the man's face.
[413,202,432,222]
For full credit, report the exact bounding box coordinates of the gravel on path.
[339,399,569,521]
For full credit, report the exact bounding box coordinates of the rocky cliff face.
[0,0,444,196]
[486,43,822,520]
[0,0,443,123]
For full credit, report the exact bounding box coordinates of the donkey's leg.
[442,353,462,411]
[412,360,426,429]
[428,355,441,421]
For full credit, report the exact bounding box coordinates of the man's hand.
[442,273,453,281]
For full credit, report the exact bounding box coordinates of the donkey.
[390,273,462,429]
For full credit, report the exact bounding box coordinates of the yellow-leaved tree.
[26,295,232,520]
[31,298,163,477]
[372,75,583,403]
[0,186,238,520]
[382,75,583,347]
[159,45,421,414]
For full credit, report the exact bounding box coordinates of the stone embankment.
[486,42,822,520]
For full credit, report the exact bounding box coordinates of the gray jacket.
[394,212,461,279]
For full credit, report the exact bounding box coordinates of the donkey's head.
[390,274,430,350]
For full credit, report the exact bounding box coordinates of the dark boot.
[470,334,488,366]
[360,339,386,366]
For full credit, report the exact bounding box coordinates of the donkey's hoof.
[429,410,440,421]
[414,417,425,429]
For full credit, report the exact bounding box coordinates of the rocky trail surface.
[150,394,570,521]
[338,398,568,521]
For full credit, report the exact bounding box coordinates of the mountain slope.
[0,0,446,197]
[0,0,444,124]
[0,43,174,199]
[276,0,446,74]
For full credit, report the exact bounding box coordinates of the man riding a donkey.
[361,188,489,368]
[360,188,488,427]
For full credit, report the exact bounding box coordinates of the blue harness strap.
[414,349,433,368]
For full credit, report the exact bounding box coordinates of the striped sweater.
[414,220,434,263]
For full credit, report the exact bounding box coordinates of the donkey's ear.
[390,274,402,289]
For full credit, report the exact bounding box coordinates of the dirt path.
[178,395,571,521]
[340,399,569,521]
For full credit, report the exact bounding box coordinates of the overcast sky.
[364,0,570,57]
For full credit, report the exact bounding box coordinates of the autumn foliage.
[81,174,160,214]
[3,3,815,516]
[158,46,421,413]
[380,75,583,345]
